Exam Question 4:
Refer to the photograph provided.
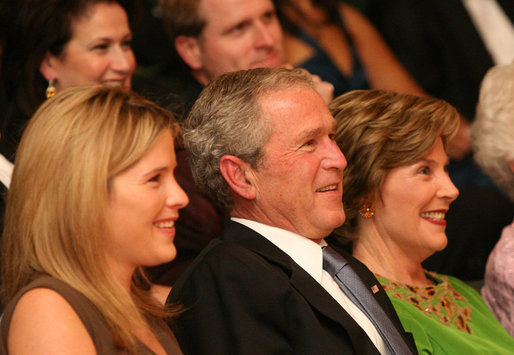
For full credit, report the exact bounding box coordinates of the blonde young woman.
[329,90,514,354]
[1,86,188,354]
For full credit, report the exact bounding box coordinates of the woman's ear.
[219,155,257,200]
[39,52,58,82]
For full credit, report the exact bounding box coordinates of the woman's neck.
[353,227,433,286]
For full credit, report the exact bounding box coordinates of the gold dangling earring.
[46,80,56,99]
[359,205,375,218]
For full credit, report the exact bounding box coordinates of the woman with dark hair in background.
[0,0,136,162]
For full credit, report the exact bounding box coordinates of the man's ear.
[219,155,257,200]
[39,52,58,82]
[175,35,203,70]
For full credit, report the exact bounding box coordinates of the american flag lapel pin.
[371,285,379,294]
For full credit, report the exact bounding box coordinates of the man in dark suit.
[167,67,417,354]
[137,0,334,285]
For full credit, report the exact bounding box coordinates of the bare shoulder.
[7,287,96,354]
[339,3,376,36]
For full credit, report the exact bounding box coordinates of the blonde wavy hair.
[329,90,459,240]
[2,85,180,352]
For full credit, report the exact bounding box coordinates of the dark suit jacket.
[167,221,417,354]
[366,0,514,120]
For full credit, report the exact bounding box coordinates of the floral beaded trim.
[377,271,473,334]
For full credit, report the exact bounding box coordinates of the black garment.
[133,62,203,123]
[167,221,417,354]
[365,0,514,120]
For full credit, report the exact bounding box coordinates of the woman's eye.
[262,10,276,22]
[418,166,430,175]
[230,24,245,34]
[93,43,109,51]
[149,174,160,183]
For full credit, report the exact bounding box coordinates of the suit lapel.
[288,263,381,354]
[224,222,380,354]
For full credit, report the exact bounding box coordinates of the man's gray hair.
[183,67,314,210]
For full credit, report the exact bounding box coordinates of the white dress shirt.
[0,154,13,188]
[462,0,514,64]
[232,217,389,354]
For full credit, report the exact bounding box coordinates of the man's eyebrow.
[295,127,323,143]
[222,18,250,34]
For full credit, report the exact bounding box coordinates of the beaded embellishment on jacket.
[377,271,473,334]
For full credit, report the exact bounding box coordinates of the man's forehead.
[199,0,273,26]
[258,85,322,113]
[199,0,246,20]
[258,86,335,135]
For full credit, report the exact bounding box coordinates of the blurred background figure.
[365,0,514,124]
[1,86,187,353]
[329,90,514,354]
[135,0,285,119]
[0,0,136,162]
[274,0,426,97]
[472,63,514,336]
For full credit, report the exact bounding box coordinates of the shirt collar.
[231,217,326,283]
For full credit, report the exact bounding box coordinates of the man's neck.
[191,69,209,86]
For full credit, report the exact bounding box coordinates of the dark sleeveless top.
[296,12,370,97]
[0,276,182,354]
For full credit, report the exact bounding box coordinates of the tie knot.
[322,245,349,277]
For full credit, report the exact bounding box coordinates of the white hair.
[471,63,514,200]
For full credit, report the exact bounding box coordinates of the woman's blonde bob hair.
[329,90,460,239]
[2,85,180,351]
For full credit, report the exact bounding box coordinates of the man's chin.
[329,212,346,230]
[252,56,283,69]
